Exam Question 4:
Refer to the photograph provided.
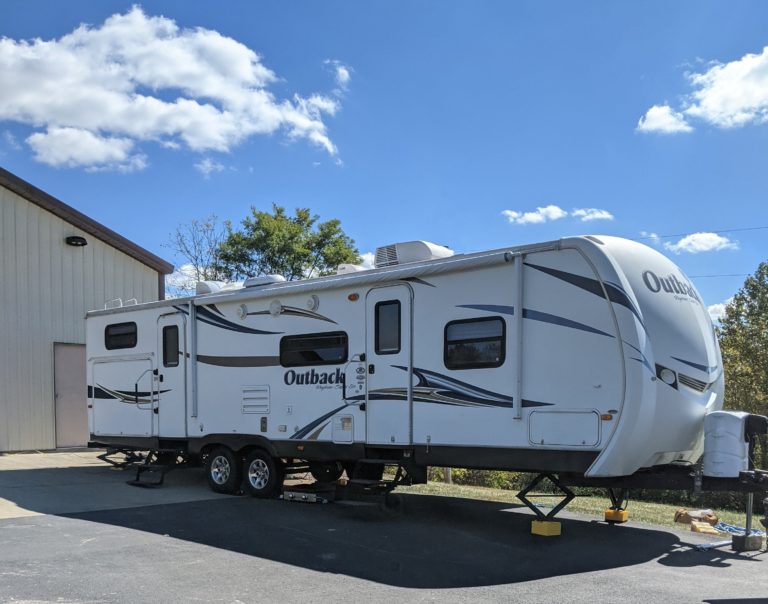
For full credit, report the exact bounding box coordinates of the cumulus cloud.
[572,208,614,222]
[707,298,732,322]
[502,204,568,225]
[685,47,768,127]
[502,205,613,225]
[194,157,225,178]
[0,7,344,171]
[663,232,739,254]
[639,45,768,133]
[636,105,693,134]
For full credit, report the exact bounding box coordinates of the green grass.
[399,481,756,533]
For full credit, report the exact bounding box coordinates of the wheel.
[309,461,344,483]
[205,446,241,494]
[243,449,284,498]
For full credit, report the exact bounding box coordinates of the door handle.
[368,364,375,374]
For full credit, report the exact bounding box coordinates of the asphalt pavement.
[0,451,765,603]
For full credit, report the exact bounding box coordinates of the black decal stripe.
[623,341,653,374]
[671,356,717,373]
[523,309,614,338]
[525,262,644,325]
[195,305,283,335]
[403,277,436,287]
[291,405,348,439]
[367,387,551,408]
[206,304,225,316]
[390,367,552,408]
[246,305,337,324]
[457,304,515,316]
[196,355,280,367]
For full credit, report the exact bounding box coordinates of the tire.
[309,461,344,483]
[243,449,284,498]
[205,446,241,494]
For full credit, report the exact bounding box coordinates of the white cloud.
[26,127,146,172]
[194,157,225,178]
[0,7,342,171]
[707,298,732,322]
[572,208,614,222]
[360,252,375,269]
[502,205,613,225]
[502,204,568,225]
[325,59,351,91]
[663,232,739,254]
[685,46,768,128]
[640,231,661,245]
[640,46,768,133]
[636,105,693,134]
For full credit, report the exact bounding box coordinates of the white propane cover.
[702,411,750,478]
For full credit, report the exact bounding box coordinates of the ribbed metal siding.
[0,186,160,451]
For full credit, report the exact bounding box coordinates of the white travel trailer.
[87,235,730,500]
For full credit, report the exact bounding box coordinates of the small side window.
[105,322,137,350]
[280,332,348,367]
[444,317,505,370]
[163,325,179,367]
[375,300,401,355]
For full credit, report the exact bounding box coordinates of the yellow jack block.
[531,520,562,536]
[690,520,720,535]
[604,509,630,523]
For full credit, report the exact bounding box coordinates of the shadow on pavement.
[61,490,689,588]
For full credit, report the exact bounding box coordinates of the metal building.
[0,167,173,452]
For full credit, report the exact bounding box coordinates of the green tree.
[218,204,360,280]
[718,261,768,468]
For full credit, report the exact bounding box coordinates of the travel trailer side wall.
[87,236,726,496]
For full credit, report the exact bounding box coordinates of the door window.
[375,300,401,354]
[162,325,180,367]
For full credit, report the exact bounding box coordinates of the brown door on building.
[54,343,88,448]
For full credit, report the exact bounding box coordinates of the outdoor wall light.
[65,235,88,247]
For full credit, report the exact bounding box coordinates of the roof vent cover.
[374,241,453,268]
[244,274,287,288]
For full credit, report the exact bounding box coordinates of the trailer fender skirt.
[531,520,561,537]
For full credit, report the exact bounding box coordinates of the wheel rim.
[210,455,231,485]
[248,458,270,490]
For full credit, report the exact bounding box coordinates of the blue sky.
[1,2,767,317]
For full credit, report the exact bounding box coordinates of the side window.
[105,322,137,350]
[444,317,505,370]
[163,325,179,367]
[375,300,401,355]
[280,332,348,367]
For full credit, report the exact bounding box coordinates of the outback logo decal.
[642,270,701,303]
[284,368,345,388]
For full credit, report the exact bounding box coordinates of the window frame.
[162,325,180,367]
[104,321,138,350]
[374,299,401,355]
[279,331,349,368]
[443,316,506,370]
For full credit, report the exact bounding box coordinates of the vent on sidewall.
[678,373,708,392]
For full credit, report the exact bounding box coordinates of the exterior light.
[659,368,676,385]
[65,236,88,246]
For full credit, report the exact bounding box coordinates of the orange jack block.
[604,509,629,523]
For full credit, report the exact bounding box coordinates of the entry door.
[365,285,413,445]
[54,343,88,448]
[156,313,187,438]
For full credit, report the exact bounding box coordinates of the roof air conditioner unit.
[374,241,453,268]
[244,274,287,288]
